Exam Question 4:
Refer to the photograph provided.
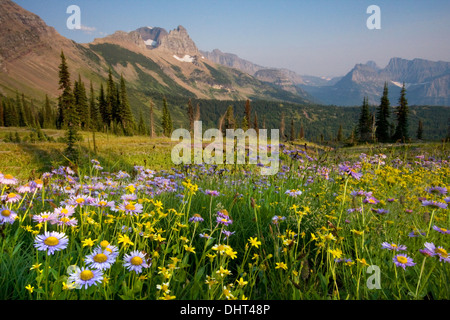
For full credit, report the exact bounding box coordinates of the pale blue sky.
[13,0,450,77]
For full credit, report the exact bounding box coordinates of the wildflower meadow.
[0,141,449,301]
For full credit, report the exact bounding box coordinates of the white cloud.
[79,25,96,34]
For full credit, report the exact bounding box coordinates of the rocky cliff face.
[157,25,199,56]
[0,0,70,62]
[200,49,265,75]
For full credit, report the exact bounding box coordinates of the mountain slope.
[301,58,450,106]
[0,0,313,109]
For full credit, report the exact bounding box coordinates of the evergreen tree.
[149,99,155,137]
[16,92,27,127]
[223,105,235,135]
[106,69,116,125]
[254,112,259,135]
[74,74,88,128]
[187,99,195,133]
[337,124,343,142]
[98,83,108,128]
[119,75,135,135]
[137,110,146,135]
[290,118,295,141]
[280,112,286,141]
[244,99,251,130]
[417,119,423,140]
[0,98,4,127]
[195,103,201,122]
[375,82,391,143]
[89,81,101,131]
[299,125,305,140]
[57,51,73,129]
[161,97,173,137]
[393,83,410,142]
[43,95,54,128]
[358,97,372,142]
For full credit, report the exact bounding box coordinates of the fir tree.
[106,69,116,125]
[223,105,235,135]
[16,92,27,127]
[74,74,88,128]
[149,99,155,137]
[161,97,173,137]
[57,51,73,129]
[254,112,259,135]
[358,97,372,142]
[187,99,195,133]
[375,82,391,143]
[137,110,146,135]
[337,124,343,142]
[417,119,423,140]
[244,99,251,130]
[290,118,295,141]
[89,81,101,131]
[280,112,286,141]
[0,98,4,127]
[393,83,410,142]
[43,95,54,128]
[98,83,108,128]
[119,75,135,135]
[195,103,201,122]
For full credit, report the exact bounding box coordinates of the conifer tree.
[195,103,201,122]
[244,99,251,130]
[358,97,372,142]
[106,69,116,125]
[280,112,286,141]
[337,124,343,142]
[16,92,27,127]
[119,75,135,135]
[254,112,259,135]
[137,110,146,135]
[98,83,108,128]
[57,51,73,129]
[89,81,101,131]
[290,118,295,141]
[393,83,409,142]
[161,97,173,137]
[74,74,88,128]
[149,99,155,137]
[223,105,235,135]
[375,82,391,143]
[417,119,423,140]
[299,125,305,140]
[187,99,194,133]
[0,98,4,127]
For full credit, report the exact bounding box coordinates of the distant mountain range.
[0,0,449,110]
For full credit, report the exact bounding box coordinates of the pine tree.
[337,124,343,142]
[57,51,73,129]
[119,75,135,135]
[161,97,173,137]
[195,103,201,122]
[244,99,251,130]
[254,112,259,135]
[393,83,409,142]
[0,98,4,127]
[223,106,235,135]
[149,99,155,137]
[16,92,27,127]
[280,112,286,141]
[137,110,146,135]
[417,119,423,140]
[290,118,295,141]
[89,81,101,131]
[43,95,54,128]
[98,83,108,128]
[106,69,115,126]
[187,99,195,133]
[299,125,305,140]
[74,74,88,128]
[375,82,391,143]
[358,97,372,142]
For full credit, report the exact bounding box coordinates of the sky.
[13,0,450,77]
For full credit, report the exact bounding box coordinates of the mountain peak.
[157,25,199,56]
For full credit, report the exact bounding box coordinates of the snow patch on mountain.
[173,55,195,63]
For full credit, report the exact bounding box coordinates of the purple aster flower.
[32,212,59,224]
[371,208,389,215]
[1,192,22,204]
[68,267,103,289]
[393,254,416,270]
[432,225,450,235]
[85,248,116,270]
[382,242,407,251]
[339,164,362,180]
[34,231,69,255]
[408,230,425,238]
[189,214,204,223]
[426,186,447,195]
[117,201,143,215]
[285,189,302,197]
[205,190,220,197]
[364,196,380,205]
[444,197,450,204]
[0,207,17,225]
[222,230,236,240]
[423,242,449,262]
[271,215,287,224]
[123,250,150,274]
[421,200,447,209]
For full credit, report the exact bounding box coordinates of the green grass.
[0,127,449,300]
